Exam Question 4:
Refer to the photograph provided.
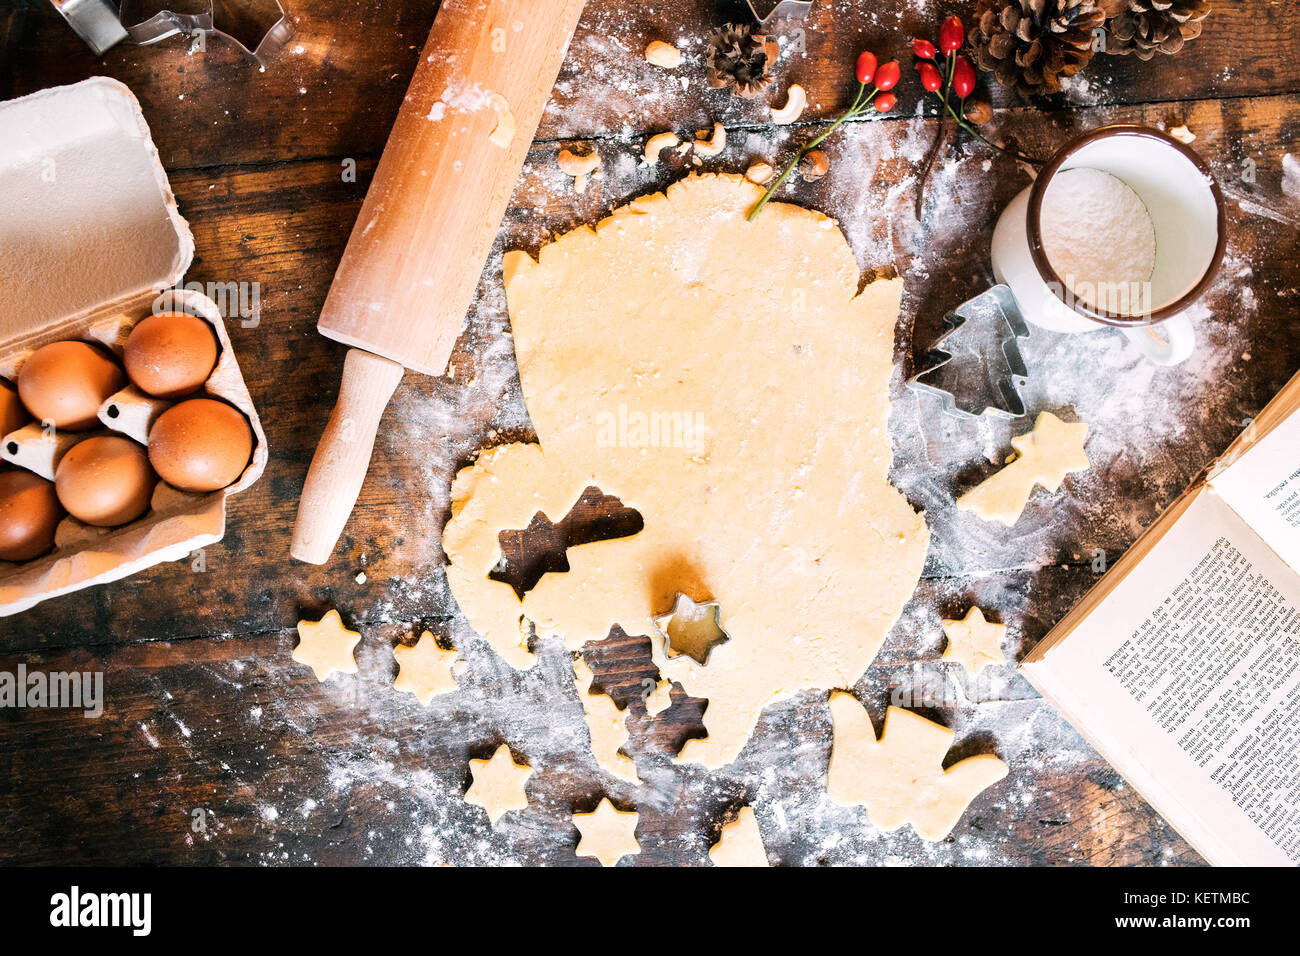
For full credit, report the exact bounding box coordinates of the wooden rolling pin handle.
[291,349,405,565]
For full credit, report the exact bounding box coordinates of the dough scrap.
[709,805,770,867]
[573,798,640,866]
[644,679,673,716]
[957,411,1090,526]
[293,609,361,682]
[827,692,1008,841]
[393,631,458,704]
[574,656,641,784]
[644,40,683,69]
[941,607,1007,676]
[465,744,533,824]
[487,93,516,148]
[442,173,930,769]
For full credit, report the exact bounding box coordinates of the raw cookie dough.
[644,679,674,717]
[573,798,640,866]
[827,692,1008,841]
[957,411,1090,526]
[293,609,361,682]
[941,607,1008,676]
[393,631,458,704]
[442,173,930,769]
[709,805,770,867]
[465,744,532,824]
[574,656,640,784]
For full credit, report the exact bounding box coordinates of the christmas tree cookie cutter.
[907,284,1031,420]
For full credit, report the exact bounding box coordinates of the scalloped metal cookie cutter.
[745,0,813,27]
[907,284,1031,420]
[49,0,293,63]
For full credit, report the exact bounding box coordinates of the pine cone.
[1105,0,1211,60]
[972,0,1108,97]
[706,23,780,98]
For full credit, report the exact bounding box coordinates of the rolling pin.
[291,0,589,564]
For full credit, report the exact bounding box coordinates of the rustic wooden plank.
[0,0,1296,171]
[5,92,1298,652]
[4,1,1298,868]
[0,570,1199,865]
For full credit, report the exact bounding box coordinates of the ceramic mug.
[990,125,1226,366]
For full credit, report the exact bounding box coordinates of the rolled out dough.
[443,173,930,769]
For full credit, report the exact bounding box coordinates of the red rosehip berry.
[913,38,936,59]
[939,15,964,55]
[873,91,896,113]
[855,50,877,85]
[953,55,976,98]
[874,60,901,91]
[916,60,943,93]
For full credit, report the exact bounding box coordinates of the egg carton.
[0,78,267,618]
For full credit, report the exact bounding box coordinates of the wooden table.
[1,0,1297,866]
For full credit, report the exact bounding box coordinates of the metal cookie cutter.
[50,0,293,63]
[907,284,1031,420]
[654,593,731,666]
[718,0,813,29]
[746,0,814,27]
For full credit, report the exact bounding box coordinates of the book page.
[1023,491,1300,866]
[1210,409,1300,573]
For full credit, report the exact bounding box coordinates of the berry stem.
[934,93,1044,166]
[747,83,878,222]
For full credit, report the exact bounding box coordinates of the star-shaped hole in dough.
[654,593,730,665]
[709,805,770,867]
[827,692,1008,842]
[393,631,459,705]
[464,744,533,825]
[941,607,1008,676]
[573,797,640,866]
[293,609,361,682]
[957,410,1090,526]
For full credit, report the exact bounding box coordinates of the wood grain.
[1,0,1298,866]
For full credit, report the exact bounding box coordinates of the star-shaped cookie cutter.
[654,593,731,666]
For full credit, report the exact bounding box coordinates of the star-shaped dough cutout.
[464,744,533,824]
[573,797,640,866]
[958,411,1090,526]
[941,607,1008,675]
[293,609,361,681]
[709,805,770,867]
[393,631,458,704]
[827,692,1008,841]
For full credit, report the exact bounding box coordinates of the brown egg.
[0,469,63,561]
[148,398,253,493]
[17,341,125,431]
[124,311,220,399]
[0,380,30,436]
[55,436,156,527]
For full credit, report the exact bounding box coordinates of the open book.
[1022,370,1300,867]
